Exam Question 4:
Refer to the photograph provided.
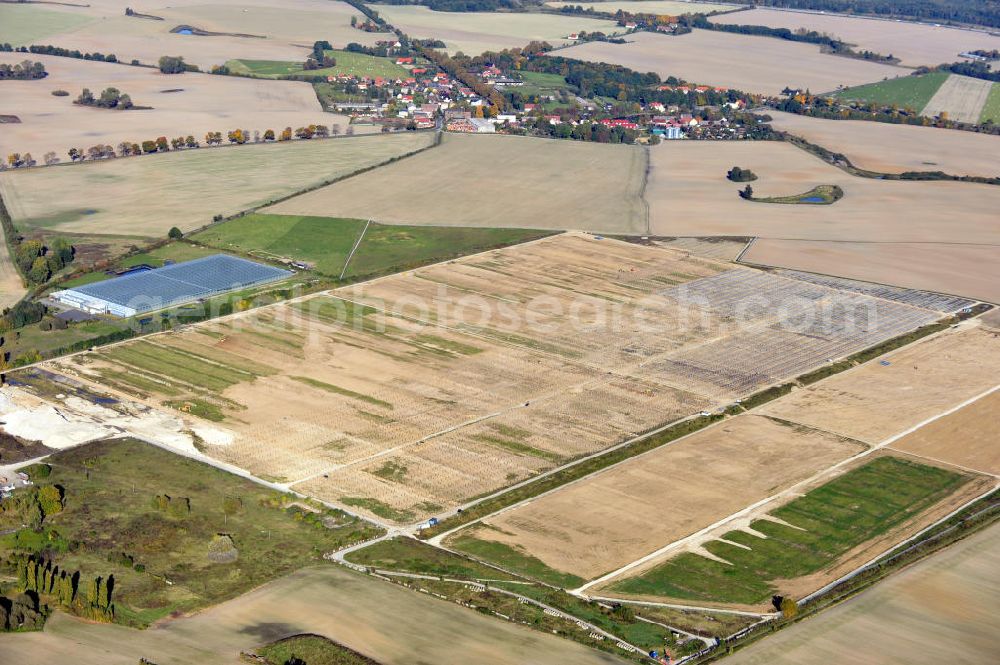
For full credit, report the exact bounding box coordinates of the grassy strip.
[340,497,415,524]
[290,375,393,409]
[610,457,967,604]
[418,413,725,539]
[345,536,520,581]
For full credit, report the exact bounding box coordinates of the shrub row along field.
[227,50,409,80]
[0,132,432,241]
[0,438,382,627]
[190,213,552,278]
[607,456,968,605]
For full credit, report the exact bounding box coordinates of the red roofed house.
[396,57,415,65]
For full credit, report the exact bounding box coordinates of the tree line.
[1,43,118,63]
[0,59,46,80]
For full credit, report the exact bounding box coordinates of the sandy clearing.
[374,5,625,55]
[645,140,1000,244]
[712,7,1000,67]
[741,239,1000,305]
[761,326,1000,445]
[888,389,1000,476]
[0,52,369,162]
[0,132,428,238]
[1,0,388,70]
[921,74,994,123]
[268,132,650,235]
[558,29,904,95]
[461,415,865,580]
[546,1,736,13]
[725,521,1000,665]
[763,110,1000,177]
[0,565,626,665]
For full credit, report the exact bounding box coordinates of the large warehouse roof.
[54,254,292,316]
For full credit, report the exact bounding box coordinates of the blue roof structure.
[56,254,292,316]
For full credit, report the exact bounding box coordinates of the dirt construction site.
[3,233,982,529]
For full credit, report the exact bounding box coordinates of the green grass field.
[610,456,967,605]
[257,634,382,665]
[0,438,382,626]
[345,537,520,580]
[0,4,93,45]
[980,82,1000,124]
[190,213,552,279]
[832,72,949,112]
[516,71,572,97]
[448,529,585,588]
[227,50,408,80]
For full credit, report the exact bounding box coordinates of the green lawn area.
[610,456,967,605]
[832,71,949,112]
[227,50,408,80]
[189,213,552,279]
[447,528,585,589]
[0,438,382,626]
[980,82,1000,124]
[257,634,382,665]
[516,70,572,96]
[345,537,520,580]
[58,243,222,289]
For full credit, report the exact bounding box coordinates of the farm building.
[51,255,291,317]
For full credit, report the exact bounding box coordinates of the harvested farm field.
[0,133,430,239]
[762,110,1000,177]
[741,239,1000,305]
[371,5,625,55]
[447,414,866,581]
[0,566,624,665]
[920,74,995,124]
[267,132,649,235]
[0,0,387,70]
[761,325,1000,445]
[605,455,979,607]
[0,52,368,161]
[711,8,1000,67]
[888,389,1000,475]
[31,234,966,525]
[645,140,1000,245]
[725,521,1000,665]
[558,29,904,96]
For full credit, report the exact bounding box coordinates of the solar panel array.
[68,255,292,314]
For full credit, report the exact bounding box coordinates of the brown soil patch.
[464,415,866,580]
[761,326,1000,444]
[888,389,1000,475]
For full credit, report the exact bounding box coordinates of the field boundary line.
[885,447,1000,479]
[339,219,371,280]
[572,380,1000,595]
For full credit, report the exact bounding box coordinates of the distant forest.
[738,1,1000,29]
